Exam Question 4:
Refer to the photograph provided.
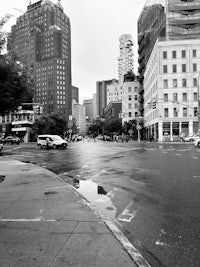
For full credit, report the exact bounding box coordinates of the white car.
[194,138,200,147]
[184,134,200,142]
[37,135,67,149]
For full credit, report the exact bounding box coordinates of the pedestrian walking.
[46,137,50,150]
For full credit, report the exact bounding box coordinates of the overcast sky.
[0,0,146,103]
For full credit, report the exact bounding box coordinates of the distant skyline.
[0,0,146,103]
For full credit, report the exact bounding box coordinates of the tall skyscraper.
[118,34,134,85]
[8,0,72,120]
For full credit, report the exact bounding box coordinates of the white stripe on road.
[45,185,69,190]
[0,217,56,222]
[118,201,137,222]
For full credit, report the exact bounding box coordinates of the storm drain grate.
[0,175,6,183]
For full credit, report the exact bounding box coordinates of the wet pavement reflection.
[1,141,200,267]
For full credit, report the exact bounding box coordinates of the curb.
[71,183,151,267]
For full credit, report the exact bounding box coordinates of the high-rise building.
[139,0,200,141]
[96,79,117,117]
[118,34,134,85]
[8,0,72,120]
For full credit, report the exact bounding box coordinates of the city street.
[1,141,200,267]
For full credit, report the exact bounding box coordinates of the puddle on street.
[75,180,117,219]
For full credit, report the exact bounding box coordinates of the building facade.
[118,34,134,85]
[122,80,140,125]
[96,79,117,118]
[8,0,72,120]
[72,100,87,136]
[107,80,122,104]
[104,101,122,124]
[0,103,43,142]
[144,39,200,141]
[72,85,79,104]
[83,95,97,124]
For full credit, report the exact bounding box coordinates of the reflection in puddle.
[76,180,117,219]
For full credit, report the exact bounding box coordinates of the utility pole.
[198,73,200,137]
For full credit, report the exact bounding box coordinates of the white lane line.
[0,217,56,222]
[118,201,137,222]
[176,154,181,156]
[192,157,198,160]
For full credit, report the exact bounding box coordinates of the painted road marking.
[46,185,69,190]
[118,201,137,222]
[0,217,56,222]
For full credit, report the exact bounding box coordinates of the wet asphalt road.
[1,141,200,267]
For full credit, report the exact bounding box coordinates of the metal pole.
[198,74,200,137]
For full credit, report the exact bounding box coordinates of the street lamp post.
[198,74,200,137]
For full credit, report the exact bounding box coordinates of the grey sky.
[1,0,146,103]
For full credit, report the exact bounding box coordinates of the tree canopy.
[0,15,33,116]
[32,114,67,137]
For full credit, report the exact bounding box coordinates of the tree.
[32,114,67,137]
[0,16,33,116]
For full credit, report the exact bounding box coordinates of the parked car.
[37,135,67,149]
[194,138,200,147]
[2,136,21,145]
[184,134,200,142]
[0,143,3,152]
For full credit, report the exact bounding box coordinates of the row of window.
[163,63,198,74]
[163,92,198,102]
[163,49,197,59]
[163,107,198,118]
[163,78,198,88]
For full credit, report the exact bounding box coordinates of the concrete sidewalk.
[0,159,150,267]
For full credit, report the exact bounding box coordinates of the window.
[172,51,176,58]
[164,108,169,117]
[135,103,138,108]
[193,92,197,101]
[128,112,132,117]
[134,95,138,100]
[183,107,187,117]
[134,87,137,92]
[164,94,168,102]
[182,64,186,72]
[163,65,168,73]
[193,78,197,87]
[173,93,178,102]
[193,63,197,72]
[163,51,167,59]
[128,103,132,109]
[173,79,177,87]
[128,87,132,93]
[164,79,168,88]
[128,95,132,101]
[174,108,178,117]
[182,78,187,87]
[183,93,187,102]
[172,64,177,73]
[194,107,198,116]
[193,49,197,57]
[182,50,186,58]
